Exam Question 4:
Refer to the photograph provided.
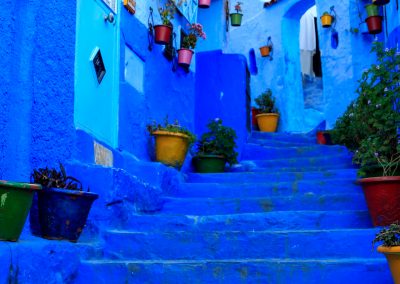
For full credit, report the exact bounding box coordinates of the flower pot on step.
[37,187,98,242]
[198,0,211,8]
[230,13,243,26]
[153,130,190,169]
[0,181,41,241]
[366,16,383,34]
[178,48,194,67]
[358,176,400,226]
[256,113,279,132]
[154,25,172,45]
[377,246,400,284]
[193,155,226,173]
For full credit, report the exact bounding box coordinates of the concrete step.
[121,211,372,231]
[250,131,316,144]
[247,137,319,147]
[77,258,390,284]
[242,144,349,160]
[160,193,367,215]
[176,179,362,198]
[186,169,358,183]
[102,228,382,260]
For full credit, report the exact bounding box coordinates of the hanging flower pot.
[320,13,334,28]
[366,16,383,34]
[198,0,211,8]
[177,48,194,67]
[259,46,271,57]
[230,13,243,26]
[0,181,41,241]
[372,0,390,5]
[357,176,400,226]
[365,4,379,17]
[154,25,172,45]
[192,155,226,173]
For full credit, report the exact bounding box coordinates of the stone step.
[160,193,367,215]
[187,169,358,183]
[77,258,390,284]
[247,137,319,147]
[121,211,372,232]
[251,131,316,144]
[242,144,349,160]
[102,228,382,260]
[176,179,362,198]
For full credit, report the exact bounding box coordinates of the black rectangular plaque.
[92,49,106,84]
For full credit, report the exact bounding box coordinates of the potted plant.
[320,12,334,28]
[178,23,206,67]
[198,0,211,8]
[0,181,41,241]
[365,4,382,34]
[192,118,238,173]
[30,163,99,242]
[154,0,176,45]
[254,89,279,132]
[147,116,196,169]
[230,2,243,27]
[373,223,400,283]
[331,42,400,226]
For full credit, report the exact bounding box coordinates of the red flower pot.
[199,0,211,8]
[365,16,382,34]
[178,49,194,67]
[358,176,400,226]
[316,131,327,145]
[251,107,260,130]
[154,25,172,45]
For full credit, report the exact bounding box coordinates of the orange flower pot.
[152,130,190,169]
[320,14,333,28]
[256,113,279,132]
[377,246,400,284]
[259,46,271,57]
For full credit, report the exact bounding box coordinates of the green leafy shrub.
[194,118,238,166]
[331,42,400,177]
[373,223,400,247]
[147,116,196,145]
[254,89,278,114]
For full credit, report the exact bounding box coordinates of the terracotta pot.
[366,16,383,34]
[320,14,333,28]
[256,113,279,132]
[251,108,260,130]
[178,48,194,67]
[154,25,172,45]
[259,46,271,57]
[377,246,400,284]
[198,0,211,8]
[373,0,390,5]
[358,176,400,226]
[152,130,190,169]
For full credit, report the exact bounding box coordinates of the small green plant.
[193,118,238,166]
[158,0,176,26]
[31,163,83,191]
[181,23,207,50]
[372,223,400,247]
[254,89,278,114]
[233,2,242,13]
[331,42,400,177]
[147,116,196,144]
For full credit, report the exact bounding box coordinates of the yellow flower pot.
[152,130,190,169]
[377,246,400,284]
[256,113,279,132]
[320,14,333,28]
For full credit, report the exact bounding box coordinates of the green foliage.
[331,42,400,177]
[31,163,83,191]
[194,119,238,166]
[147,116,196,145]
[254,89,278,114]
[181,23,206,50]
[158,0,176,26]
[373,223,400,247]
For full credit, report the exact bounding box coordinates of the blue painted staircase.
[77,132,392,283]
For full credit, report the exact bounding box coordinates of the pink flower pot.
[199,0,211,8]
[178,49,194,67]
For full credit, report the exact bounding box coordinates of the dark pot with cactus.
[30,163,98,242]
[192,118,238,173]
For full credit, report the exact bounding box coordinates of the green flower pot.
[230,13,243,26]
[193,155,226,173]
[0,181,41,241]
[365,4,379,17]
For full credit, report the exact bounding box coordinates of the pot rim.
[377,245,400,254]
[0,180,41,191]
[230,13,243,16]
[177,48,195,54]
[152,130,190,139]
[154,24,173,29]
[357,176,400,184]
[320,14,333,19]
[40,187,99,199]
[194,154,225,159]
[366,15,383,20]
[256,113,279,118]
